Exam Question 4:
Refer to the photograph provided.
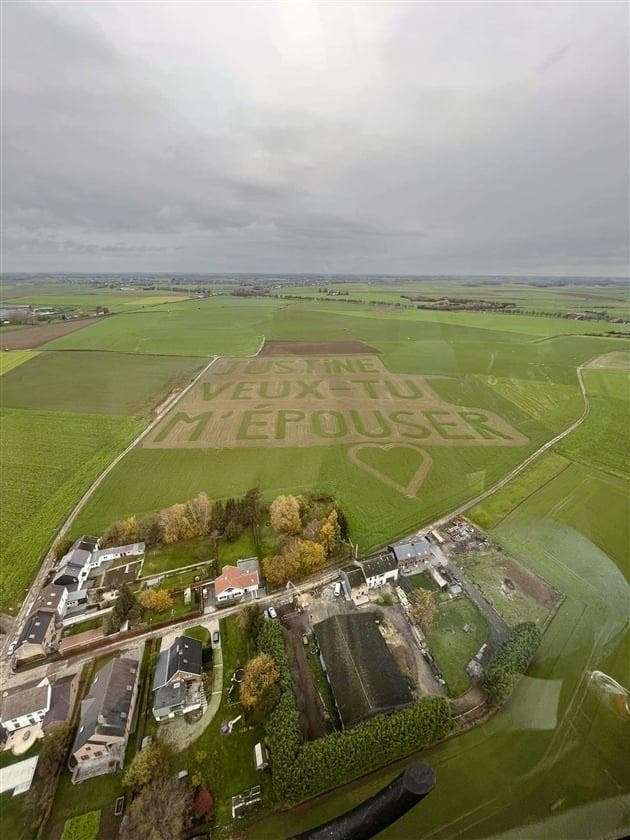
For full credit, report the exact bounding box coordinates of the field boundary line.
[491,460,573,528]
[4,355,219,651]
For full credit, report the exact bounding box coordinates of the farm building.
[356,551,399,589]
[313,612,413,728]
[389,536,432,571]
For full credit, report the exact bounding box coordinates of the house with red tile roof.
[214,560,260,603]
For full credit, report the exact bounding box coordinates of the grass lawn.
[0,408,142,612]
[184,624,212,645]
[60,809,101,840]
[456,550,551,628]
[406,571,441,592]
[0,350,205,416]
[0,791,37,840]
[172,615,271,826]
[62,616,103,637]
[427,596,490,697]
[143,591,198,625]
[141,529,270,579]
[49,771,124,826]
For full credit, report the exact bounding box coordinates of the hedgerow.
[256,620,452,802]
[484,621,541,705]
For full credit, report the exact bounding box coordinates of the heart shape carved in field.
[347,443,432,498]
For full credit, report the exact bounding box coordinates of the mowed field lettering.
[145,356,528,448]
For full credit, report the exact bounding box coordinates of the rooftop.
[358,551,398,579]
[389,537,432,562]
[33,584,67,613]
[341,565,366,589]
[153,635,202,691]
[214,564,259,596]
[18,610,55,646]
[314,612,413,728]
[72,656,139,752]
[1,680,49,721]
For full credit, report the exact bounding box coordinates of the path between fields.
[421,363,591,532]
[2,355,218,655]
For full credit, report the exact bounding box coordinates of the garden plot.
[457,549,559,627]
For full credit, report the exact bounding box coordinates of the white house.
[1,678,51,733]
[88,542,145,570]
[357,552,399,589]
[214,562,259,603]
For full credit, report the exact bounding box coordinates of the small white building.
[357,552,399,589]
[88,542,145,570]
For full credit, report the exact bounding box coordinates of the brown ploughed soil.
[0,317,104,350]
[500,556,561,609]
[259,339,379,356]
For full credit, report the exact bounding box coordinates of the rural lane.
[2,355,218,655]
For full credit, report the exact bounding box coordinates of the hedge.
[484,621,542,705]
[256,621,452,802]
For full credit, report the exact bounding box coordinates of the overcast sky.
[1,1,628,275]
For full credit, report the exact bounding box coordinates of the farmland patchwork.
[146,354,529,496]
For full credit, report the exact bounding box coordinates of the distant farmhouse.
[70,655,140,783]
[152,636,205,721]
[389,536,432,572]
[214,559,260,603]
[13,536,144,664]
[314,612,413,729]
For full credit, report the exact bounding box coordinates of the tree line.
[484,621,542,705]
[101,487,263,549]
[252,619,452,803]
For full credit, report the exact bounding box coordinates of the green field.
[426,596,490,696]
[46,297,285,356]
[0,350,205,415]
[0,408,142,611]
[0,349,39,375]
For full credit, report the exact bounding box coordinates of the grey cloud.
[1,1,628,274]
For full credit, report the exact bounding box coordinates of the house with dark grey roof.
[15,610,58,662]
[313,612,413,729]
[53,548,92,588]
[32,584,68,618]
[389,536,432,571]
[70,655,140,782]
[0,679,51,733]
[152,636,205,721]
[356,551,399,589]
[43,674,80,734]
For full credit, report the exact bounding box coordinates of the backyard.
[426,596,490,697]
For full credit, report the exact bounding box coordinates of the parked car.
[266,606,278,619]
[333,582,342,597]
[7,641,17,657]
[212,630,220,645]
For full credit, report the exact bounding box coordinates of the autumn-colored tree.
[138,588,174,613]
[319,509,341,556]
[102,515,138,548]
[409,588,437,634]
[137,513,162,547]
[185,492,212,536]
[120,776,191,840]
[240,653,280,711]
[296,539,326,573]
[123,742,173,791]
[270,495,302,535]
[193,786,214,820]
[158,506,181,544]
[262,554,289,587]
